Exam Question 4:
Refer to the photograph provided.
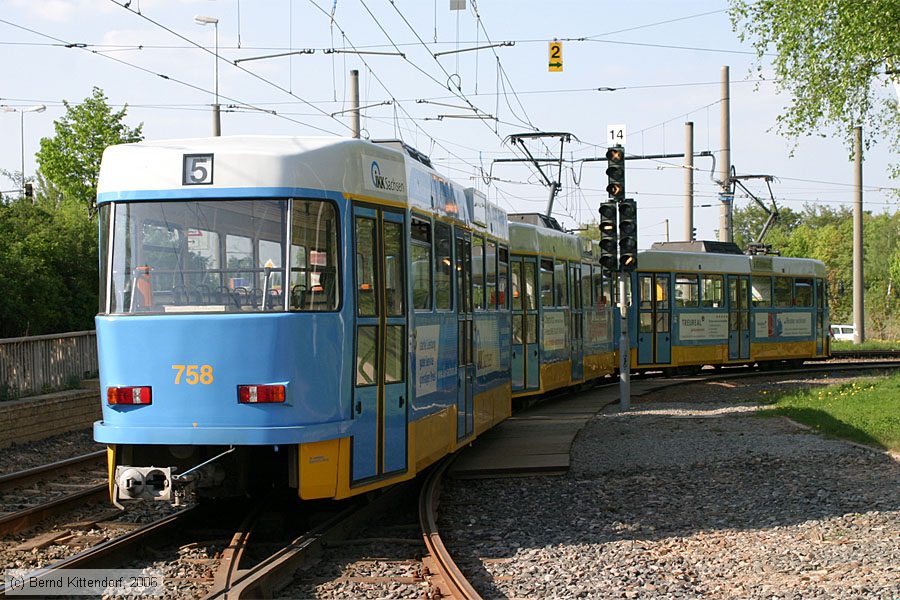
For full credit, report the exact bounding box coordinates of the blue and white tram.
[94,136,512,503]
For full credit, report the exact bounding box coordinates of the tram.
[93,135,827,506]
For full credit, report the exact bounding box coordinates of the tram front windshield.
[100,199,340,314]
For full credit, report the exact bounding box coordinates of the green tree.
[0,192,97,337]
[730,0,900,177]
[732,204,801,251]
[35,87,142,215]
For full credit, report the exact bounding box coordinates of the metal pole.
[664,219,669,242]
[20,111,25,195]
[213,22,221,136]
[618,274,630,409]
[719,66,732,242]
[853,126,865,344]
[684,121,694,240]
[350,69,361,139]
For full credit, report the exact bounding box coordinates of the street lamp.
[0,104,46,196]
[194,14,221,136]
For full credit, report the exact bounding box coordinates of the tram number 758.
[172,364,214,385]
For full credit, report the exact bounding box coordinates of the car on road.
[830,324,856,341]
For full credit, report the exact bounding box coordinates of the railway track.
[0,450,107,536]
[1,358,895,598]
[0,507,196,597]
[830,348,900,359]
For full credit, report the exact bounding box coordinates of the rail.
[420,457,482,600]
[0,330,97,398]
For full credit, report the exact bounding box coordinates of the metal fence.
[0,331,98,398]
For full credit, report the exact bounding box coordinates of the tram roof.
[636,250,826,278]
[508,221,587,261]
[96,135,507,238]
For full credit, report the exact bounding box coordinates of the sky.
[1,0,897,248]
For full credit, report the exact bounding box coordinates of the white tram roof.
[96,135,507,239]
[637,250,826,278]
[508,221,586,262]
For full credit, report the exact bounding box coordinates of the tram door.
[815,278,825,354]
[351,206,408,483]
[570,263,584,381]
[455,229,475,441]
[728,275,751,360]
[510,257,540,392]
[637,274,671,365]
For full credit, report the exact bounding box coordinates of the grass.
[760,373,900,452]
[831,339,900,351]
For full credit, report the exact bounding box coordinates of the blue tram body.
[94,136,532,503]
[93,136,827,505]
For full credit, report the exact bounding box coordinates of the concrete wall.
[0,388,101,448]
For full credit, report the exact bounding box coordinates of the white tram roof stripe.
[96,135,508,239]
[637,250,826,278]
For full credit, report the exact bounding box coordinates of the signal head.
[605,146,624,162]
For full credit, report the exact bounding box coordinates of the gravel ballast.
[441,374,900,599]
[0,429,101,475]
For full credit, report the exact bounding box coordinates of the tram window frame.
[592,270,606,308]
[752,276,773,307]
[540,259,554,308]
[434,221,453,311]
[354,216,379,317]
[794,277,813,307]
[554,260,568,307]
[581,264,593,310]
[354,324,379,387]
[774,276,793,308]
[411,216,433,312]
[497,246,509,310]
[675,273,699,307]
[289,199,341,313]
[486,240,498,311]
[701,274,724,308]
[472,235,486,311]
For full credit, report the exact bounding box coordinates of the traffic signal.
[598,201,618,271]
[605,145,625,202]
[24,182,33,198]
[618,199,638,271]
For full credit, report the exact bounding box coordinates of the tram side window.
[675,273,699,307]
[774,277,793,308]
[592,270,609,308]
[383,221,405,316]
[355,325,378,386]
[434,222,453,310]
[540,259,554,308]
[752,276,772,307]
[555,260,568,307]
[472,236,485,310]
[701,275,724,308]
[354,217,378,317]
[486,241,497,310]
[794,278,813,307]
[290,201,339,312]
[411,217,432,311]
[497,246,509,309]
[581,264,592,309]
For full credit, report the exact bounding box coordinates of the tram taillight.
[238,384,286,404]
[107,386,152,405]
